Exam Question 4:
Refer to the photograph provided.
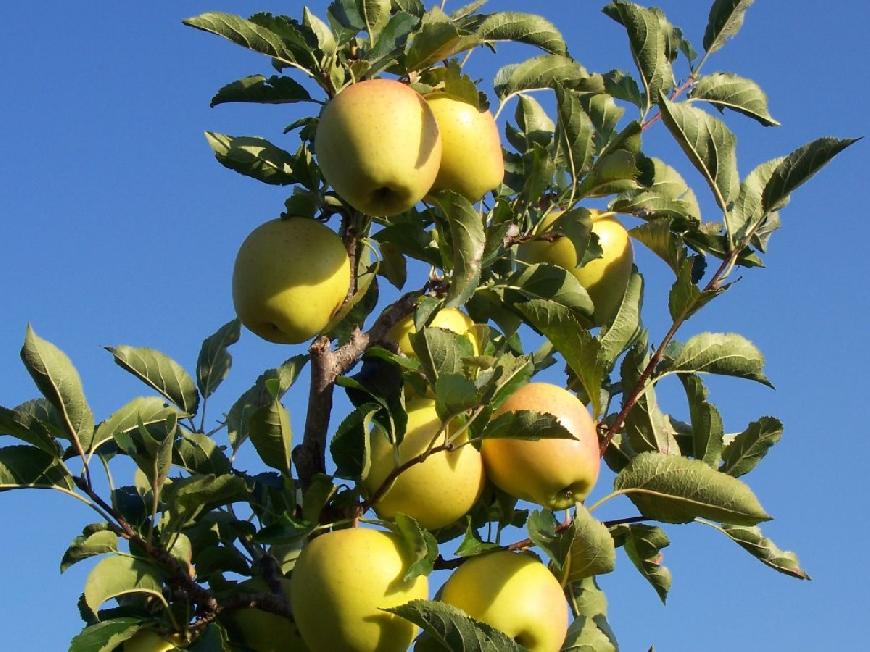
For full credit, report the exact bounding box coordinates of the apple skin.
[426,93,504,202]
[123,631,178,652]
[519,209,633,326]
[388,308,479,357]
[480,382,600,510]
[315,79,442,217]
[290,528,428,652]
[363,398,485,530]
[232,217,350,344]
[435,550,568,652]
[226,608,309,652]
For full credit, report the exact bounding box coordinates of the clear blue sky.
[0,2,867,650]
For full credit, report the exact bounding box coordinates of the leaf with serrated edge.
[720,416,782,477]
[20,326,94,452]
[61,525,119,573]
[479,410,576,440]
[68,618,146,652]
[726,157,782,241]
[106,345,199,415]
[703,0,754,55]
[248,397,292,474]
[556,85,596,182]
[598,270,643,371]
[83,556,167,613]
[0,445,73,491]
[197,319,242,400]
[0,405,61,455]
[473,11,566,55]
[661,332,772,387]
[91,397,178,455]
[680,374,724,466]
[493,54,588,103]
[562,504,616,584]
[429,191,485,309]
[392,514,438,581]
[717,523,810,580]
[613,523,671,602]
[205,132,298,186]
[657,93,738,211]
[211,74,313,107]
[614,451,771,525]
[690,72,778,126]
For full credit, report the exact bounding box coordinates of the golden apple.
[437,550,568,652]
[315,79,442,217]
[363,398,485,530]
[480,382,600,510]
[290,528,428,651]
[518,209,633,326]
[232,217,350,344]
[426,93,504,202]
[226,608,308,652]
[123,630,179,652]
[387,308,479,357]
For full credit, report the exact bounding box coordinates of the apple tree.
[0,1,856,651]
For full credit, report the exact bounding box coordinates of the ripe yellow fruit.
[290,528,428,651]
[232,218,350,344]
[227,608,308,652]
[426,93,504,201]
[363,398,485,530]
[438,551,568,652]
[123,631,178,652]
[481,382,600,510]
[519,209,633,326]
[387,308,479,357]
[315,78,442,217]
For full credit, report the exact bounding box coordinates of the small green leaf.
[629,218,687,275]
[410,327,475,388]
[503,262,594,319]
[331,403,380,480]
[404,7,473,71]
[720,416,782,477]
[387,599,525,651]
[555,85,596,182]
[173,429,232,475]
[92,397,178,455]
[562,504,616,584]
[690,72,778,126]
[304,7,338,57]
[164,474,247,529]
[106,345,199,415]
[680,374,724,466]
[429,191,486,310]
[661,332,772,387]
[455,520,501,558]
[479,410,576,440]
[0,445,73,491]
[83,556,167,613]
[614,451,771,525]
[0,404,61,455]
[718,524,810,580]
[703,0,755,55]
[612,523,671,602]
[657,93,738,212]
[471,11,567,55]
[196,319,242,401]
[613,157,701,222]
[622,386,679,456]
[248,395,293,475]
[668,255,719,322]
[68,618,147,652]
[727,157,783,242]
[434,374,479,422]
[562,578,618,651]
[392,514,439,581]
[204,132,299,186]
[358,0,391,38]
[20,325,94,452]
[493,54,588,102]
[211,74,313,107]
[598,270,643,371]
[61,524,119,573]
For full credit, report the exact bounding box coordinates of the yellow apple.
[426,93,504,202]
[315,78,442,217]
[436,550,568,652]
[518,209,633,326]
[290,528,428,651]
[480,382,600,510]
[363,398,485,530]
[226,608,308,652]
[123,630,179,652]
[232,217,350,344]
[387,308,479,357]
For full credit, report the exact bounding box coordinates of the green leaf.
[718,524,810,580]
[115,414,176,499]
[661,332,772,387]
[603,2,676,110]
[410,327,475,388]
[68,618,146,652]
[761,137,860,213]
[623,385,679,456]
[174,429,231,475]
[690,72,778,126]
[358,0,391,38]
[612,523,671,602]
[434,374,479,422]
[629,218,687,275]
[680,374,724,466]
[562,578,618,651]
[598,270,643,371]
[614,451,771,525]
[210,74,313,107]
[471,12,567,55]
[703,0,754,55]
[164,474,247,529]
[0,445,73,491]
[503,262,594,319]
[92,397,178,455]
[248,392,293,475]
[83,555,167,613]
[304,7,338,58]
[555,86,596,182]
[720,416,782,477]
[404,7,473,71]
[526,510,572,570]
[727,157,782,242]
[479,410,576,440]
[204,132,299,186]
[613,157,702,222]
[561,504,616,584]
[454,521,501,559]
[0,405,61,455]
[184,12,310,66]
[515,94,555,147]
[514,300,603,417]
[61,524,119,573]
[392,513,439,581]
[20,325,94,452]
[493,54,588,102]
[575,121,644,198]
[364,12,421,76]
[106,345,199,415]
[331,403,379,480]
[387,599,525,651]
[429,191,486,310]
[196,320,242,401]
[657,94,738,212]
[668,255,718,322]
[227,355,308,452]
[602,69,644,108]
